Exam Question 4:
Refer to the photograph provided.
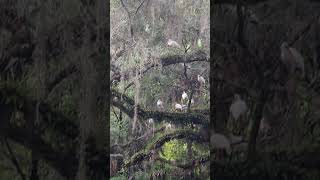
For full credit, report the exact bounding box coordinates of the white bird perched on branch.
[167,39,180,48]
[147,118,155,137]
[175,103,183,111]
[197,75,205,84]
[191,99,195,105]
[280,42,305,77]
[165,122,173,130]
[148,118,154,124]
[157,99,164,110]
[229,94,248,121]
[113,96,119,102]
[182,91,188,100]
[211,133,231,155]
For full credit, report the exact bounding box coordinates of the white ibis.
[165,122,172,130]
[191,99,195,105]
[182,91,188,100]
[148,118,154,124]
[175,103,183,111]
[211,133,231,155]
[148,118,155,137]
[167,39,180,48]
[197,75,206,84]
[280,42,305,77]
[229,94,248,121]
[145,24,150,33]
[113,97,118,102]
[197,38,203,48]
[157,99,164,109]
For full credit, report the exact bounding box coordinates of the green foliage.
[110,175,127,180]
[160,139,209,162]
[110,110,130,144]
[160,139,187,161]
[134,171,149,179]
[110,0,210,177]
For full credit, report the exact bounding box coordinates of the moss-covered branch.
[157,155,209,169]
[111,50,209,83]
[111,90,209,126]
[124,129,209,168]
[111,127,165,153]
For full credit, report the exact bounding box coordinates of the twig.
[2,139,26,180]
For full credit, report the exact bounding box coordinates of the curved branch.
[125,129,208,168]
[111,90,209,126]
[0,84,79,178]
[112,51,209,87]
[2,138,26,180]
[111,127,165,153]
[157,155,209,169]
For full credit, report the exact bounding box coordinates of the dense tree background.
[110,0,210,179]
[0,0,109,179]
[2,0,320,180]
[211,0,320,179]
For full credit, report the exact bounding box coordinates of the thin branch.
[156,155,209,169]
[3,139,26,180]
[134,0,148,16]
[112,127,165,152]
[111,106,121,122]
[111,90,209,126]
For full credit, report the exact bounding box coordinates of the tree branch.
[124,129,209,168]
[2,138,26,180]
[111,90,209,126]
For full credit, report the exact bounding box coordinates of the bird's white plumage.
[175,103,183,111]
[148,118,155,137]
[230,94,248,120]
[148,118,154,124]
[182,91,188,100]
[191,99,195,104]
[211,133,231,154]
[197,75,205,84]
[157,99,162,106]
[157,99,164,109]
[165,123,172,130]
[167,39,180,48]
